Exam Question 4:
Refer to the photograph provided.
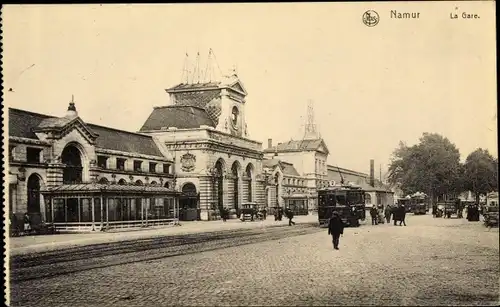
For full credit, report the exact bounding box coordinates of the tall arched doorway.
[231,162,241,215]
[214,159,224,212]
[27,174,42,214]
[179,183,199,221]
[62,144,83,184]
[62,144,84,222]
[246,164,253,202]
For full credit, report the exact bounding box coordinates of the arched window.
[150,181,158,186]
[214,159,224,211]
[27,174,42,213]
[246,164,253,202]
[62,144,83,184]
[135,180,143,186]
[365,193,372,204]
[98,177,109,184]
[231,162,241,212]
[118,179,127,185]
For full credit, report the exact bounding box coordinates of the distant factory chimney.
[370,159,375,187]
[268,138,272,149]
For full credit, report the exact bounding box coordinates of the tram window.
[336,196,346,205]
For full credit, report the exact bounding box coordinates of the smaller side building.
[262,159,312,215]
[8,101,178,232]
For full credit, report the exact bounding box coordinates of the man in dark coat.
[285,208,296,226]
[328,212,344,250]
[398,205,407,226]
[393,205,401,226]
[385,205,392,224]
[370,205,378,225]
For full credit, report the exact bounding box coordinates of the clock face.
[231,106,239,126]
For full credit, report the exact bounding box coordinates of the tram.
[317,183,366,228]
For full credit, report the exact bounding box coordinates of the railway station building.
[8,103,178,231]
[8,66,395,231]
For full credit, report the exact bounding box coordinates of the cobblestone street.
[9,214,499,306]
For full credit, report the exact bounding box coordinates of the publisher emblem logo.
[363,10,380,27]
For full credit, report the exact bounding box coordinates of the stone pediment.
[229,81,247,96]
[222,77,248,96]
[34,116,98,145]
[317,139,330,155]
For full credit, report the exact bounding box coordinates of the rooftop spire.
[66,94,78,118]
[303,99,319,140]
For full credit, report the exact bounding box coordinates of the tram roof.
[319,185,364,192]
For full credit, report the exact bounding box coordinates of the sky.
[3,3,497,176]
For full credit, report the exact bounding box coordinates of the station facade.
[8,72,394,231]
[8,103,178,231]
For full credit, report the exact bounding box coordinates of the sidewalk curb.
[9,218,319,256]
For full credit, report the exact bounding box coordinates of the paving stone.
[8,215,499,306]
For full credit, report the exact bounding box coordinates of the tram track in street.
[10,223,321,283]
[13,225,285,268]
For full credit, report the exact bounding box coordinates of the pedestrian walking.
[23,212,31,234]
[399,205,407,226]
[384,205,392,224]
[278,207,283,221]
[328,212,344,250]
[370,205,378,225]
[221,207,228,222]
[285,208,295,226]
[262,208,267,220]
[393,204,401,226]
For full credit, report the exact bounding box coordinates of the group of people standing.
[390,204,407,226]
[369,204,407,226]
[10,212,32,236]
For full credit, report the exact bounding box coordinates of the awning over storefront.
[41,183,180,196]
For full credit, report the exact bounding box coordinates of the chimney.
[370,159,375,187]
[268,138,272,149]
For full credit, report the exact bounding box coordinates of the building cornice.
[9,162,49,169]
[9,137,51,146]
[94,147,172,162]
[95,168,174,178]
[164,140,264,160]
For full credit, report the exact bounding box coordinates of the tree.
[388,133,463,202]
[463,148,498,203]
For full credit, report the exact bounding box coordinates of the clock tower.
[216,74,248,137]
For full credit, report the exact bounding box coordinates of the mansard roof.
[166,75,247,96]
[262,159,300,177]
[327,165,369,178]
[139,105,216,131]
[8,108,165,157]
[264,138,329,154]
